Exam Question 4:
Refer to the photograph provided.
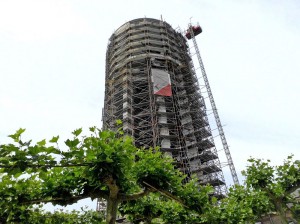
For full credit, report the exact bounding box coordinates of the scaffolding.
[100,18,228,210]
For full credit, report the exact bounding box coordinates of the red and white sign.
[151,69,172,96]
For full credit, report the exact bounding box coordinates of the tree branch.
[21,189,110,205]
[21,195,90,205]
[88,189,109,200]
[0,163,90,169]
[142,181,188,208]
[119,189,152,201]
[104,175,119,200]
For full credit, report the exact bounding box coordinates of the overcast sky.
[1,0,299,209]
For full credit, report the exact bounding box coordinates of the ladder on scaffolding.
[186,23,240,185]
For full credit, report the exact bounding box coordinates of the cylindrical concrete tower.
[103,18,226,195]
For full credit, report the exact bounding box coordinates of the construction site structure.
[101,18,228,201]
[185,23,239,185]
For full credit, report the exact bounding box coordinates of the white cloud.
[0,0,94,42]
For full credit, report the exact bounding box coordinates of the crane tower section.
[185,23,239,185]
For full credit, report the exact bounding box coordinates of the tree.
[2,126,299,224]
[120,192,200,224]
[242,156,300,223]
[202,156,300,224]
[0,125,195,224]
[202,185,272,224]
[120,156,300,224]
[2,206,105,224]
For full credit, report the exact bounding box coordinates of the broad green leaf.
[65,139,80,148]
[100,130,111,140]
[116,119,122,125]
[45,146,60,154]
[39,171,47,180]
[72,128,82,137]
[89,126,96,132]
[16,128,26,136]
[13,171,22,178]
[8,128,26,142]
[49,135,59,143]
[28,146,41,155]
[37,139,46,147]
[106,157,113,163]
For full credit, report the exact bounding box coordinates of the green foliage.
[159,198,200,224]
[176,177,213,214]
[244,156,300,222]
[49,135,59,143]
[202,185,272,224]
[0,127,189,223]
[8,128,26,142]
[2,126,299,223]
[121,193,201,224]
[207,156,300,223]
[120,193,164,223]
[120,181,212,224]
[121,156,300,224]
[134,148,184,191]
[0,205,104,224]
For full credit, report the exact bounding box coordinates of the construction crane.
[185,23,240,185]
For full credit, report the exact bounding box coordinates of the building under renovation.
[102,18,233,196]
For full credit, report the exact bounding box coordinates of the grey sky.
[1,0,300,209]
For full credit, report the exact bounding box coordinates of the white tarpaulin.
[151,68,172,96]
